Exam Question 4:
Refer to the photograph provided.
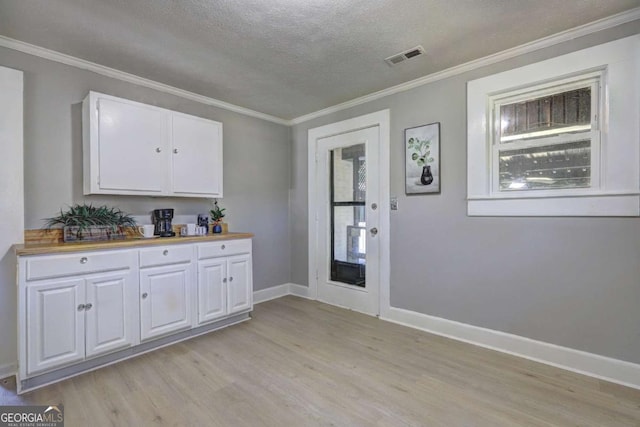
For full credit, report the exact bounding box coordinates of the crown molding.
[0,35,290,126]
[290,7,640,125]
[0,7,638,127]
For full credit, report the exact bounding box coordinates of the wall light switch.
[390,197,398,210]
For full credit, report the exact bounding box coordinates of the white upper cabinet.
[171,112,223,196]
[83,91,223,198]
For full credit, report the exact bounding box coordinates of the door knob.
[370,227,378,236]
[156,147,162,153]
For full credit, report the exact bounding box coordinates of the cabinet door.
[140,264,193,341]
[26,279,85,375]
[197,258,227,325]
[97,96,168,194]
[171,113,223,197]
[227,255,252,314]
[85,272,136,358]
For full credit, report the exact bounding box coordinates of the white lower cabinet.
[85,273,136,358]
[17,237,252,392]
[197,240,253,325]
[140,262,194,341]
[26,278,85,375]
[198,258,227,324]
[23,266,137,376]
[227,254,252,314]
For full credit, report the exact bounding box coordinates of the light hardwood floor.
[2,296,640,426]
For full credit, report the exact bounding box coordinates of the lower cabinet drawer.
[139,245,193,268]
[26,250,133,281]
[197,239,251,260]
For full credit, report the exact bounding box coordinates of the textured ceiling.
[0,0,638,120]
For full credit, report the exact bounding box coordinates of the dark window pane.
[500,87,591,141]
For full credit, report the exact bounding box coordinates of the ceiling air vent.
[385,45,426,66]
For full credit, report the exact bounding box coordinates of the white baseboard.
[254,284,640,390]
[253,284,291,304]
[288,283,312,299]
[382,307,640,390]
[0,362,16,379]
[253,283,312,305]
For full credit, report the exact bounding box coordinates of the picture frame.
[405,122,441,195]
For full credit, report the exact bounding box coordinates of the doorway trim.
[307,109,390,317]
[0,66,24,377]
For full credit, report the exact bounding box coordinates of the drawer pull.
[77,304,86,311]
[85,303,93,311]
[80,257,88,264]
[221,245,225,250]
[142,293,148,299]
[163,250,169,256]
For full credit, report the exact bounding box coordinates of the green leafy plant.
[44,204,137,237]
[209,199,226,224]
[408,137,435,167]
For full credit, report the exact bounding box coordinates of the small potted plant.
[44,204,137,242]
[209,199,226,234]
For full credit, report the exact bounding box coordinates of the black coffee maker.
[153,209,175,237]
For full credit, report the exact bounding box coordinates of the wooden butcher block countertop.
[15,232,254,256]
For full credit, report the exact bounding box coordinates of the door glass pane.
[332,145,366,202]
[330,143,366,287]
[499,140,591,190]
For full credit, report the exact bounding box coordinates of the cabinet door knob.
[77,304,86,311]
[85,303,93,310]
[173,148,179,154]
[229,277,233,282]
[221,245,225,250]
[142,293,148,299]
[80,257,88,264]
[156,147,162,153]
[222,278,227,283]
[163,250,169,256]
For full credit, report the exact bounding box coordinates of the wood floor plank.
[2,296,639,426]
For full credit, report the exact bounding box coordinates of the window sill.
[467,194,640,217]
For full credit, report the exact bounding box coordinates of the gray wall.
[0,46,291,370]
[290,21,640,365]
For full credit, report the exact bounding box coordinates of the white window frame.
[489,72,603,198]
[467,35,640,217]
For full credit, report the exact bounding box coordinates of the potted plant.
[44,204,137,242]
[209,199,226,233]
[408,137,435,185]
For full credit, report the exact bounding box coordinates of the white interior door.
[316,126,380,315]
